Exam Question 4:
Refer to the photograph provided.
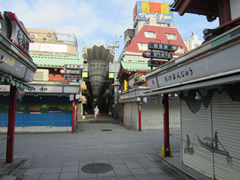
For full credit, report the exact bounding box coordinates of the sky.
[1,0,219,60]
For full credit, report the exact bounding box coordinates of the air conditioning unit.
[43,36,51,41]
[33,69,49,81]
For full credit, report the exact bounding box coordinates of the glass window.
[144,31,156,38]
[137,43,148,50]
[175,46,184,53]
[165,33,177,40]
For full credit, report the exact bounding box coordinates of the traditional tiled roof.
[121,58,151,71]
[31,54,83,68]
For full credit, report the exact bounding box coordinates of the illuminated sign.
[64,75,81,80]
[82,72,88,78]
[133,1,173,27]
[148,60,164,67]
[109,72,114,78]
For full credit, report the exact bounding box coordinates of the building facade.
[118,1,187,130]
[145,0,240,179]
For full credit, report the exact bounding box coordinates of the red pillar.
[218,0,231,25]
[122,104,124,124]
[6,85,17,163]
[163,93,170,156]
[72,101,75,133]
[138,102,141,131]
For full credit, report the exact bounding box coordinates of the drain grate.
[81,163,113,174]
[101,129,112,131]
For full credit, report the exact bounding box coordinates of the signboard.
[148,42,178,52]
[0,85,10,92]
[133,1,174,27]
[82,72,88,78]
[109,72,115,78]
[142,51,173,59]
[64,75,81,80]
[148,60,164,67]
[64,64,84,69]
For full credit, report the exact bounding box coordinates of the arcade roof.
[31,54,83,68]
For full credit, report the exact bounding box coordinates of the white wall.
[230,0,240,20]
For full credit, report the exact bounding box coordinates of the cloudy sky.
[1,0,219,59]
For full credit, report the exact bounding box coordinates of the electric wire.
[108,0,125,41]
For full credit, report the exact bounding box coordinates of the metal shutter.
[124,103,132,128]
[211,89,240,180]
[141,98,163,129]
[180,89,214,178]
[131,102,138,130]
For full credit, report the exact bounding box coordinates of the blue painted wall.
[0,95,72,128]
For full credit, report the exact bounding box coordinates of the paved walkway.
[0,113,207,180]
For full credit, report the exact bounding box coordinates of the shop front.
[144,25,240,179]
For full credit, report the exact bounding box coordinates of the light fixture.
[195,92,202,100]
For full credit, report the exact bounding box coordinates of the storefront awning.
[0,71,33,91]
[144,71,240,96]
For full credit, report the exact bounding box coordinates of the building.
[184,32,203,51]
[145,0,240,179]
[0,28,84,133]
[118,1,188,130]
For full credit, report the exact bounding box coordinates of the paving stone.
[22,174,41,180]
[24,168,44,175]
[59,172,78,180]
[39,173,60,180]
[43,167,62,174]
[130,168,149,175]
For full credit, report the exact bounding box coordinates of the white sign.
[69,94,74,101]
[0,85,10,92]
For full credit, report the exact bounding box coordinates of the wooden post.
[6,85,17,163]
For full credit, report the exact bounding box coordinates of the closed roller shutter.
[131,102,138,130]
[211,89,240,180]
[181,90,214,178]
[124,103,132,128]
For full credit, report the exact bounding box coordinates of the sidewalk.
[0,113,209,180]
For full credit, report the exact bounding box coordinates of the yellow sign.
[109,72,114,78]
[142,2,169,14]
[82,72,88,78]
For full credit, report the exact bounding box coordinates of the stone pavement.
[0,113,205,180]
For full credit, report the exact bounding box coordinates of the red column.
[6,85,17,163]
[218,0,231,25]
[138,102,141,131]
[163,93,170,156]
[72,101,75,133]
[122,104,124,124]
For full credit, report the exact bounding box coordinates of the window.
[144,31,156,38]
[137,43,148,50]
[175,46,184,54]
[165,33,177,40]
[195,44,200,48]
